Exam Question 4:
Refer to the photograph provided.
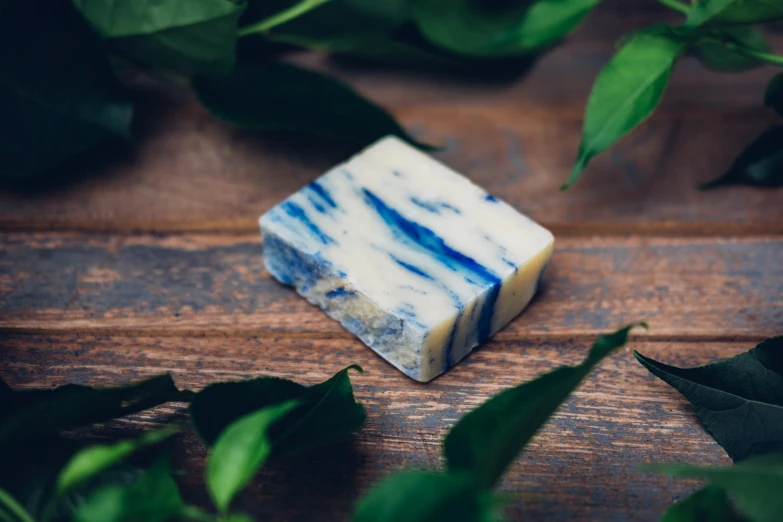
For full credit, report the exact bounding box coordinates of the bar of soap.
[260,136,554,382]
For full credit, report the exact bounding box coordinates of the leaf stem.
[0,488,37,522]
[237,0,330,37]
[723,41,783,67]
[657,0,690,15]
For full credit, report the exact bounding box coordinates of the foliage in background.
[4,0,782,188]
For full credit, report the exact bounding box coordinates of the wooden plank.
[0,334,746,521]
[1,5,781,233]
[1,233,780,338]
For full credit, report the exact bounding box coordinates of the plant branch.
[723,41,783,66]
[657,0,690,15]
[238,0,330,37]
[0,488,36,522]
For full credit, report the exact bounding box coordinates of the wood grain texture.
[0,334,746,521]
[0,6,781,234]
[1,233,780,338]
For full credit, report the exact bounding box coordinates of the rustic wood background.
[1,4,782,521]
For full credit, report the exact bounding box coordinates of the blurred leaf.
[412,0,599,57]
[662,487,746,522]
[693,27,770,71]
[190,365,366,457]
[0,0,131,180]
[73,457,184,522]
[635,337,783,461]
[0,487,36,522]
[650,454,783,522]
[0,375,185,449]
[56,426,179,496]
[564,25,684,189]
[73,0,247,75]
[206,401,299,512]
[764,73,783,116]
[191,62,433,149]
[686,0,783,26]
[352,472,500,522]
[701,127,783,188]
[444,323,645,489]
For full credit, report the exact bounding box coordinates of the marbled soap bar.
[260,136,554,381]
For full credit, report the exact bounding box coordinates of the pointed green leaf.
[685,0,783,27]
[693,27,770,72]
[192,62,433,150]
[635,337,783,461]
[700,127,783,189]
[0,0,131,180]
[206,400,299,512]
[352,471,500,522]
[73,457,184,522]
[444,323,646,489]
[190,365,366,457]
[56,426,179,496]
[764,73,783,117]
[412,0,600,57]
[661,486,744,522]
[564,26,684,189]
[0,375,186,450]
[73,0,247,75]
[650,454,783,522]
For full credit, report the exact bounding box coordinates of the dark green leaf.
[764,73,783,117]
[564,26,684,189]
[73,456,184,522]
[190,365,366,457]
[444,323,645,489]
[650,454,783,522]
[352,471,500,522]
[412,0,600,57]
[635,337,783,461]
[73,0,247,75]
[700,127,783,188]
[662,486,745,522]
[206,400,299,512]
[693,27,770,72]
[191,62,432,149]
[0,0,131,180]
[56,426,179,496]
[0,375,186,449]
[685,0,783,26]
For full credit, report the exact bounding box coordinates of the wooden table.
[1,5,782,521]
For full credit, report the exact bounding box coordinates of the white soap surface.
[260,136,554,381]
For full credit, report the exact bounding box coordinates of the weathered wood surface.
[1,334,744,521]
[1,2,782,520]
[0,233,780,338]
[1,7,782,234]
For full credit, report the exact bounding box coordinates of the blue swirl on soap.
[362,189,502,367]
[279,201,334,246]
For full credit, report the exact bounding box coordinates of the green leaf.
[191,62,432,150]
[73,456,184,522]
[352,471,500,522]
[662,486,745,522]
[0,374,186,450]
[0,488,36,522]
[206,400,299,512]
[650,454,783,522]
[635,337,783,461]
[564,26,684,189]
[700,126,783,188]
[190,365,366,457]
[56,426,179,496]
[764,73,783,116]
[412,0,600,57]
[685,0,783,27]
[444,323,646,489]
[693,27,770,72]
[0,0,131,180]
[73,0,247,75]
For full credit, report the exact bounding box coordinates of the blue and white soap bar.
[260,136,554,382]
